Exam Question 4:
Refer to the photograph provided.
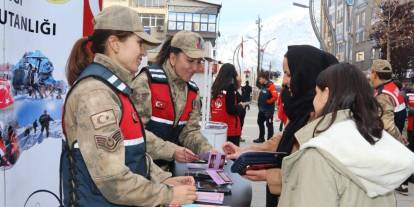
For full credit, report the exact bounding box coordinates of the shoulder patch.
[188,80,199,91]
[146,66,168,83]
[94,130,122,152]
[90,109,117,130]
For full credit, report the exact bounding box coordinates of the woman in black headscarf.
[222,45,338,207]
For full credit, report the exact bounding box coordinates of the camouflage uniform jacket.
[376,93,402,139]
[64,53,173,206]
[131,60,213,155]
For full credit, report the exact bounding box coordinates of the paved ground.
[240,104,414,207]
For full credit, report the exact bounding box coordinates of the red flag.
[83,0,103,37]
[241,37,244,58]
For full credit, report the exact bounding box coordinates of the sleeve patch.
[94,130,122,152]
[90,109,117,130]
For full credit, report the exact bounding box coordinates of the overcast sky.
[217,0,310,36]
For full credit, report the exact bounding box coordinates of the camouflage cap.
[372,59,393,73]
[93,6,161,45]
[171,31,205,59]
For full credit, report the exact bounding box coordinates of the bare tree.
[370,0,414,78]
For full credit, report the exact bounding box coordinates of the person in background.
[241,80,252,110]
[277,85,288,132]
[253,71,278,143]
[406,83,414,152]
[62,6,196,206]
[210,63,246,146]
[131,31,214,170]
[236,76,246,142]
[276,63,414,207]
[369,59,409,195]
[32,120,38,134]
[39,110,53,137]
[370,59,407,141]
[405,83,414,183]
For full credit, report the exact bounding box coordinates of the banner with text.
[0,0,101,206]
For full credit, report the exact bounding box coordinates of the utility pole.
[256,16,262,76]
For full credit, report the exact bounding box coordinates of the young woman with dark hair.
[210,63,246,146]
[276,63,414,207]
[222,45,339,207]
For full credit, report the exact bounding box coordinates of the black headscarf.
[276,45,338,154]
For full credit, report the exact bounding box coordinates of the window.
[200,23,208,32]
[208,23,216,32]
[201,14,208,23]
[356,32,359,43]
[356,14,360,29]
[142,16,150,27]
[193,22,200,31]
[177,22,184,30]
[361,31,364,42]
[336,23,343,39]
[168,21,176,30]
[140,14,165,28]
[185,13,192,22]
[185,22,192,31]
[371,48,376,59]
[209,15,216,23]
[169,12,176,21]
[168,12,216,32]
[356,51,365,62]
[133,0,165,8]
[356,31,364,43]
[361,11,365,27]
[337,9,343,22]
[193,14,200,22]
[329,14,334,24]
[177,13,184,21]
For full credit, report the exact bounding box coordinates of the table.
[174,160,252,207]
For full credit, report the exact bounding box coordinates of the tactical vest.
[61,63,147,207]
[141,65,198,167]
[406,92,414,131]
[376,81,407,132]
[143,65,198,144]
[210,91,241,136]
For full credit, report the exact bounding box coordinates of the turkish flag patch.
[155,100,166,109]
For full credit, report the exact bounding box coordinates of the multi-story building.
[321,0,412,71]
[103,0,221,59]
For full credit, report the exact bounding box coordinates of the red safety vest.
[210,91,241,137]
[144,66,198,145]
[406,92,414,131]
[150,82,196,126]
[375,81,406,112]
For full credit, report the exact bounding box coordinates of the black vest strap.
[187,80,199,92]
[76,63,132,96]
[142,65,199,92]
[142,65,168,83]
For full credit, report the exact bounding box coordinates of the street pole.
[345,0,354,63]
[293,1,327,51]
[256,16,262,76]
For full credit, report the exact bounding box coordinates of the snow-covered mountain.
[216,9,320,74]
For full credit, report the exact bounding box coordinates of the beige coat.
[276,110,414,207]
[64,54,174,206]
